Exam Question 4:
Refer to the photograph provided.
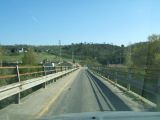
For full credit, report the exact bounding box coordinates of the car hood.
[39,111,160,120]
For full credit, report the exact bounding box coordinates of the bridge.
[0,64,159,119]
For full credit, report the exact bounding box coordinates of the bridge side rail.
[88,68,157,109]
[0,65,78,104]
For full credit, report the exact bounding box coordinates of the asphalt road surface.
[45,68,131,116]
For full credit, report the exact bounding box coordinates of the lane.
[86,72,115,111]
[45,68,131,116]
[87,71,131,111]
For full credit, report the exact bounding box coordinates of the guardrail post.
[114,72,117,86]
[52,66,55,74]
[64,66,66,71]
[127,83,130,91]
[157,80,160,111]
[16,65,21,104]
[43,65,46,88]
[61,66,62,72]
[43,65,46,76]
[127,71,131,91]
[55,66,57,73]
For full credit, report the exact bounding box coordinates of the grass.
[3,54,23,62]
[2,52,59,63]
[36,52,59,63]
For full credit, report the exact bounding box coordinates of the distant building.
[17,48,27,53]
[18,48,24,53]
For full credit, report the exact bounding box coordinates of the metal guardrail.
[0,65,78,104]
[90,66,160,109]
[88,69,157,108]
[0,65,72,82]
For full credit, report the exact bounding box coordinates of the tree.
[142,34,160,110]
[131,43,148,67]
[22,48,37,65]
[125,45,133,67]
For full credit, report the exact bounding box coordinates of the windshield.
[0,0,160,119]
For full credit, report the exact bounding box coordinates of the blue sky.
[0,0,160,46]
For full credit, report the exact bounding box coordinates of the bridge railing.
[0,65,72,86]
[0,65,78,106]
[90,66,160,108]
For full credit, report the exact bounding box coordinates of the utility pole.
[111,43,114,64]
[126,42,132,66]
[59,40,62,63]
[127,43,132,91]
[72,43,74,63]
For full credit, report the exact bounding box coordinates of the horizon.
[1,0,160,46]
[1,40,148,47]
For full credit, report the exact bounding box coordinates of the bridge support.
[16,65,21,104]
[15,93,20,104]
[43,82,46,88]
[43,65,47,88]
[54,78,57,82]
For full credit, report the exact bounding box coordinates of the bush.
[22,48,37,65]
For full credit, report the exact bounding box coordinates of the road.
[45,68,131,116]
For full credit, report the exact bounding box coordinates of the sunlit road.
[45,68,131,116]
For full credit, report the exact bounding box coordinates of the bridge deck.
[0,68,153,120]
